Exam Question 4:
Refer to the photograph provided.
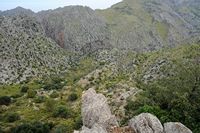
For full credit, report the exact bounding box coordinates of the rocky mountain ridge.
[0,14,70,84]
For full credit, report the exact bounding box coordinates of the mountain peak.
[1,6,34,16]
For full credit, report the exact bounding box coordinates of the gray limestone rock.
[129,113,163,133]
[81,88,118,130]
[164,122,192,133]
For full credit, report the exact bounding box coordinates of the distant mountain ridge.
[0,0,200,84]
[1,1,200,52]
[0,6,35,16]
[97,0,200,51]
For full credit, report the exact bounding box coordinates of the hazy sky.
[0,0,122,12]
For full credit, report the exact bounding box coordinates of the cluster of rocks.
[74,88,192,133]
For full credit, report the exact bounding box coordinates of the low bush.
[68,93,78,102]
[5,112,20,122]
[11,121,52,133]
[0,96,11,106]
[54,125,68,133]
[27,89,37,98]
[20,85,29,93]
[74,115,83,130]
[53,106,71,118]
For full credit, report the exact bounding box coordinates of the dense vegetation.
[125,44,200,133]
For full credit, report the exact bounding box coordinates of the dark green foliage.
[74,115,83,130]
[11,122,51,133]
[43,76,66,90]
[34,96,46,103]
[27,89,37,98]
[126,53,200,132]
[0,127,3,133]
[68,93,78,101]
[5,112,20,122]
[53,106,71,118]
[20,85,29,93]
[54,125,68,133]
[0,96,11,106]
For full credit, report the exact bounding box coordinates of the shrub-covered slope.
[97,0,200,51]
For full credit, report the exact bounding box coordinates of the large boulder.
[129,113,163,133]
[81,88,118,130]
[164,122,192,133]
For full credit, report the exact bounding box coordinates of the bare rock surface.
[164,122,192,133]
[129,113,163,133]
[81,88,118,129]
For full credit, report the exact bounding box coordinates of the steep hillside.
[37,6,111,55]
[0,15,71,84]
[97,0,200,51]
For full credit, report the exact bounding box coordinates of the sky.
[0,0,122,12]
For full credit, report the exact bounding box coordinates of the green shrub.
[53,106,71,118]
[20,85,29,93]
[0,96,11,106]
[50,91,59,98]
[54,125,68,133]
[43,76,66,90]
[0,127,3,133]
[5,112,20,122]
[88,76,95,81]
[11,122,51,133]
[27,89,37,98]
[74,115,83,130]
[45,99,56,112]
[34,96,46,103]
[68,93,78,102]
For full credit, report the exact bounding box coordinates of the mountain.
[97,0,200,51]
[0,6,35,17]
[0,15,70,84]
[37,6,111,55]
[0,1,200,133]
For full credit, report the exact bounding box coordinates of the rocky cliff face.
[75,88,193,133]
[37,6,111,55]
[0,15,70,84]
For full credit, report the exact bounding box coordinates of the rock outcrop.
[129,113,163,133]
[164,122,192,133]
[76,88,193,133]
[81,88,118,130]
